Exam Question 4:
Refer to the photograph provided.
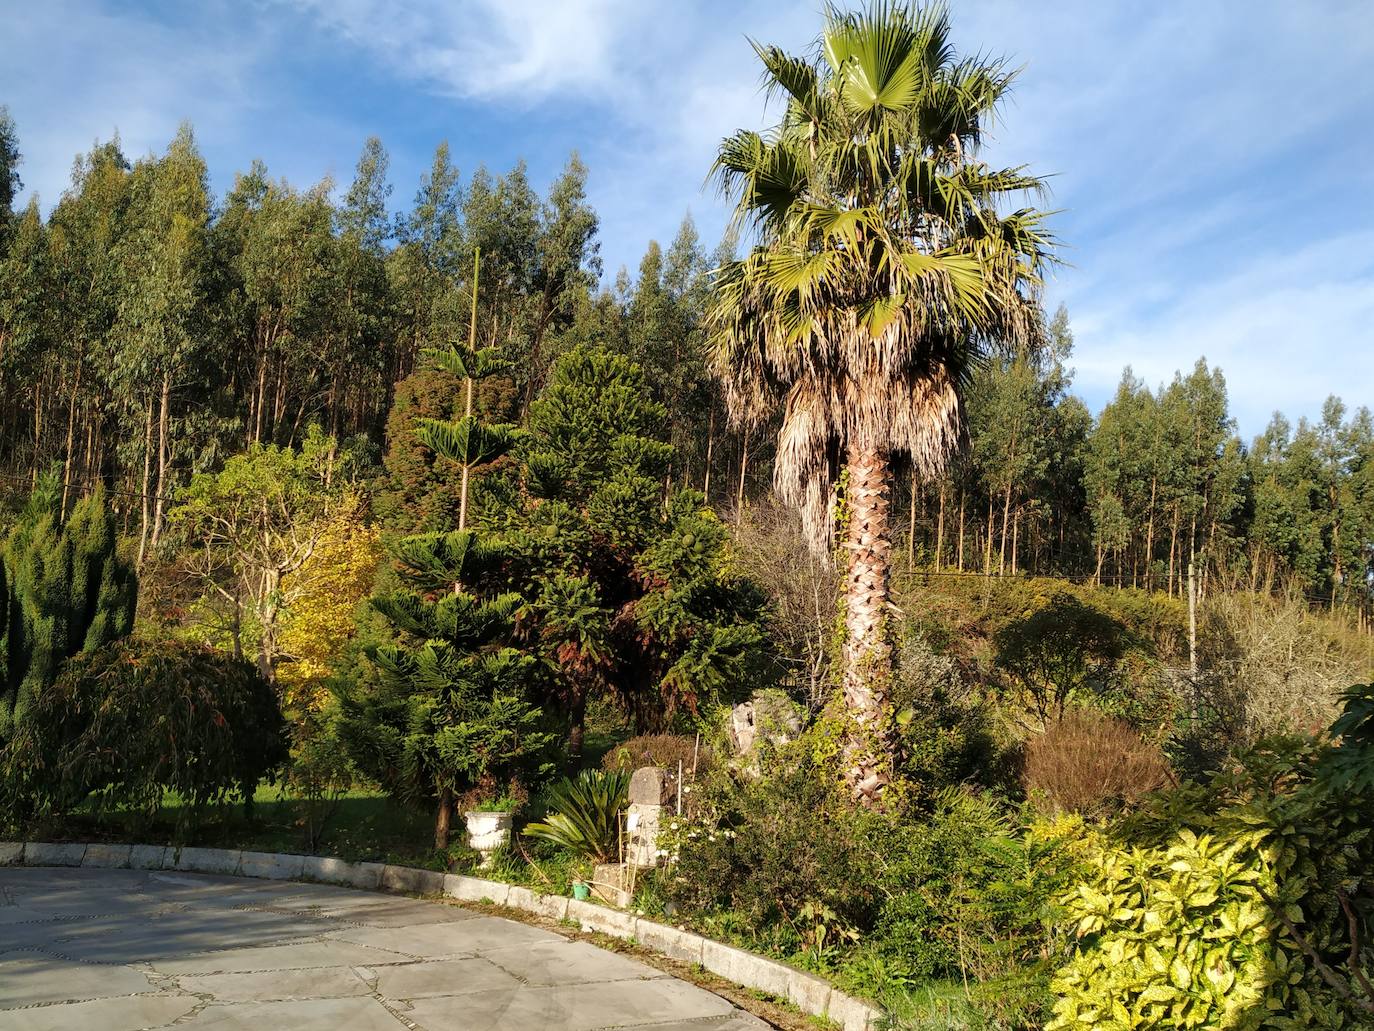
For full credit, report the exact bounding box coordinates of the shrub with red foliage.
[1022,708,1172,819]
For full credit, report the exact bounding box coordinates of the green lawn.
[20,784,443,869]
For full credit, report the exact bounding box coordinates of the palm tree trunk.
[840,442,894,805]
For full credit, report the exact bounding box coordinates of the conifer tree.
[340,528,552,850]
[341,257,547,850]
[501,345,769,754]
[414,248,520,532]
[0,473,137,740]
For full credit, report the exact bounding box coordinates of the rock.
[728,690,805,775]
[591,863,632,908]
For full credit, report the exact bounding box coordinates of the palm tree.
[708,1,1053,803]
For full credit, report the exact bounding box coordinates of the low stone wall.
[1,841,879,1031]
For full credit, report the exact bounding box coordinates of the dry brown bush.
[1196,586,1373,746]
[601,734,712,778]
[1022,708,1173,819]
[730,501,834,710]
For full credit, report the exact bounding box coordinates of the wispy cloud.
[1070,229,1374,433]
[281,0,639,103]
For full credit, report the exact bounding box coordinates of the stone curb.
[1,842,879,1031]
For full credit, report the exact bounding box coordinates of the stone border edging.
[0,841,878,1031]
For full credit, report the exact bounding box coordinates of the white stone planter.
[464,811,513,866]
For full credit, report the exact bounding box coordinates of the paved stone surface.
[0,866,772,1030]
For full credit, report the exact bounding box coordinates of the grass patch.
[16,783,442,869]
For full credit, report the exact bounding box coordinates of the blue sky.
[4,0,1373,436]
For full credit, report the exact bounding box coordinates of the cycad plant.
[523,768,631,865]
[708,1,1053,802]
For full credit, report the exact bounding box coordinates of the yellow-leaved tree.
[276,501,382,714]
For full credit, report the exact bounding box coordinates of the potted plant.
[462,787,524,867]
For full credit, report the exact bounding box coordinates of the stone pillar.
[625,766,673,869]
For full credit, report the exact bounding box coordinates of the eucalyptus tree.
[326,137,394,437]
[522,154,601,407]
[707,2,1052,801]
[0,105,21,243]
[214,162,336,446]
[44,139,131,513]
[390,142,464,379]
[0,199,48,465]
[112,124,213,558]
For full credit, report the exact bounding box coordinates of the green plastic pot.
[571,881,591,901]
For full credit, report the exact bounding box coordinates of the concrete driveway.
[0,866,769,1030]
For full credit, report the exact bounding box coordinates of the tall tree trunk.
[735,428,750,521]
[567,688,588,761]
[60,354,83,519]
[253,352,268,444]
[150,371,171,547]
[458,378,474,532]
[956,491,965,571]
[458,247,481,533]
[840,443,894,805]
[434,787,453,850]
[907,471,918,566]
[984,498,995,574]
[1011,507,1020,575]
[137,394,154,566]
[1168,505,1179,597]
[702,407,715,503]
[934,485,945,572]
[31,384,43,479]
[998,483,1013,576]
[1144,474,1157,591]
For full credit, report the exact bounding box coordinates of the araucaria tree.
[500,345,768,756]
[339,311,547,851]
[343,528,552,850]
[708,2,1052,801]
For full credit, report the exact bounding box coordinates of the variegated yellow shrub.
[1048,740,1373,1030]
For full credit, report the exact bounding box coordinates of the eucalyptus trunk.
[841,443,894,803]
